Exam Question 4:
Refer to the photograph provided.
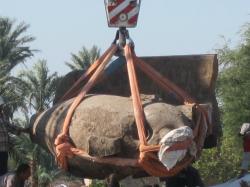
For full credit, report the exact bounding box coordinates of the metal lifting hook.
[112,27,134,56]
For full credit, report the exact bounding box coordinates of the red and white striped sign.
[105,0,140,28]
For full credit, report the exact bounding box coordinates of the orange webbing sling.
[124,44,209,176]
[55,44,118,170]
[54,43,211,177]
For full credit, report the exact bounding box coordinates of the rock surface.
[30,94,195,179]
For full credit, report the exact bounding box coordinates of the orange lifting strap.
[54,43,211,177]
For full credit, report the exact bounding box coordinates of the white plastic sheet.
[158,126,195,170]
[240,123,250,135]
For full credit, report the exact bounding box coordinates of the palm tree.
[0,17,35,118]
[16,59,59,112]
[65,45,100,71]
[0,17,35,73]
[12,60,59,187]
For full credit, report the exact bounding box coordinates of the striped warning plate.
[106,0,140,27]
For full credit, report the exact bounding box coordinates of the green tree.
[0,17,34,73]
[65,45,100,70]
[17,59,59,112]
[195,23,250,185]
[12,60,59,187]
[217,24,250,135]
[195,136,241,185]
[0,17,35,117]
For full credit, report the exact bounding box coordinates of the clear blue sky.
[1,0,249,75]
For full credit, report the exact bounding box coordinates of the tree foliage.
[217,23,250,135]
[65,45,100,71]
[195,23,250,185]
[195,136,241,185]
[13,60,59,186]
[0,17,35,73]
[16,59,59,112]
[0,17,35,117]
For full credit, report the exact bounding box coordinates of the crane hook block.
[104,0,141,28]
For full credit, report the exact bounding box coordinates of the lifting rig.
[55,0,211,177]
[104,0,141,54]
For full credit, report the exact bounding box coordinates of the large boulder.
[30,94,199,179]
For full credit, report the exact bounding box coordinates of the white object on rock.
[158,126,195,170]
[240,123,250,135]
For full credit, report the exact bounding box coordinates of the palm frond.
[65,45,101,71]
